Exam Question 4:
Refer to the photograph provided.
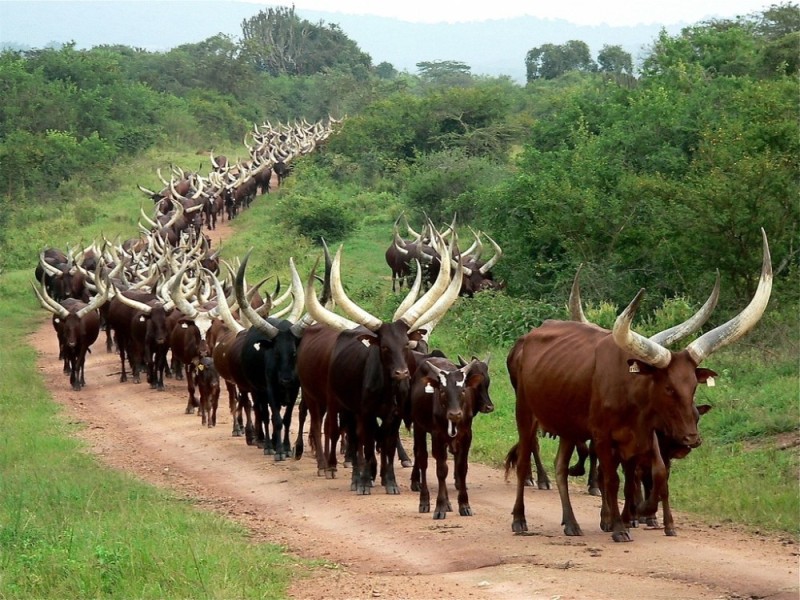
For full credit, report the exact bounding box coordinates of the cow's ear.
[408,329,427,343]
[696,368,718,384]
[627,359,655,375]
[466,373,485,388]
[356,333,376,348]
[422,376,438,393]
[697,404,712,415]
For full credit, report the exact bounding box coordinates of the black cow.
[407,355,494,518]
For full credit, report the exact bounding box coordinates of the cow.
[167,266,219,414]
[32,278,109,391]
[296,233,463,494]
[231,252,310,460]
[504,231,771,542]
[106,287,174,387]
[406,354,494,518]
[194,355,220,427]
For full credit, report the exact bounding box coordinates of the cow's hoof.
[410,481,420,492]
[538,480,551,490]
[612,530,633,542]
[665,527,677,536]
[401,459,413,468]
[459,505,473,516]
[564,523,584,536]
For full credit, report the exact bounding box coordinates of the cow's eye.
[665,386,676,396]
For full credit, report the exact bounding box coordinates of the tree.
[375,61,398,79]
[240,6,371,76]
[416,60,472,85]
[525,40,596,81]
[597,45,633,74]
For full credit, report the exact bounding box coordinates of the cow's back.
[511,320,605,441]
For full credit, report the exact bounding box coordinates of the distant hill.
[0,2,685,82]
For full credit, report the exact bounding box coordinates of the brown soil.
[30,202,799,600]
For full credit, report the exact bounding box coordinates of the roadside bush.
[278,191,358,244]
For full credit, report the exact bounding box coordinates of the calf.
[194,356,220,427]
[407,355,494,518]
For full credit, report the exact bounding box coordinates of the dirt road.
[30,215,799,600]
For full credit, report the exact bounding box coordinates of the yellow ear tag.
[424,383,434,394]
[706,376,715,387]
[197,364,205,371]
[629,363,640,373]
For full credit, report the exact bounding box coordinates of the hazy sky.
[253,0,773,26]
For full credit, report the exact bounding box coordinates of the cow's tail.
[503,442,519,482]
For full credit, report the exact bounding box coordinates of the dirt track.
[30,213,799,600]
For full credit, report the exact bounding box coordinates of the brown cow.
[505,231,771,542]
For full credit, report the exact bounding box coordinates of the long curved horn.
[686,229,772,365]
[392,260,422,322]
[76,278,110,318]
[410,254,463,333]
[138,184,159,197]
[399,231,452,327]
[305,256,359,332]
[286,257,305,324]
[330,246,383,331]
[568,264,589,324]
[39,251,63,277]
[169,264,198,319]
[31,280,69,319]
[204,268,244,334]
[612,289,672,368]
[115,290,154,315]
[478,233,502,275]
[236,250,279,339]
[650,270,721,347]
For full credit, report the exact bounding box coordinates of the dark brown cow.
[407,355,494,518]
[297,235,463,494]
[106,288,175,386]
[505,231,771,542]
[168,270,219,414]
[32,279,109,391]
[194,356,220,427]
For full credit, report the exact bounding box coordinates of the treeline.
[1,3,798,321]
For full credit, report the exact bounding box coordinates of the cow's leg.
[353,415,373,495]
[397,437,412,468]
[210,388,219,428]
[323,405,341,479]
[432,434,450,519]
[380,418,401,494]
[555,437,583,536]
[531,428,551,490]
[293,397,307,460]
[660,461,675,536]
[280,393,297,460]
[268,398,285,461]
[455,431,473,516]
[594,441,630,542]
[185,365,198,414]
[511,404,537,533]
[413,426,430,511]
[117,336,128,383]
[621,459,640,529]
[239,392,255,445]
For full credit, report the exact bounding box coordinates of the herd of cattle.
[31,114,774,542]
